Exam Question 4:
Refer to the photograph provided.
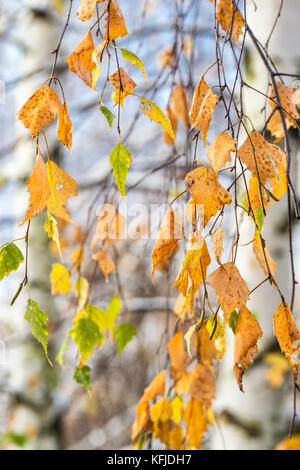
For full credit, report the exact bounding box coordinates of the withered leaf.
[189,77,218,145]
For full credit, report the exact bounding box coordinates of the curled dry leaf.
[105,0,128,40]
[273,301,300,378]
[66,31,101,89]
[237,130,287,184]
[170,84,190,127]
[93,248,115,281]
[152,207,181,280]
[17,84,62,137]
[189,77,218,145]
[185,166,232,226]
[109,67,136,106]
[57,103,73,150]
[216,0,245,42]
[267,82,300,141]
[233,306,262,391]
[77,0,105,22]
[206,132,236,172]
[209,262,249,325]
[211,227,224,265]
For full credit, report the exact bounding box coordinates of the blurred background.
[0,0,299,450]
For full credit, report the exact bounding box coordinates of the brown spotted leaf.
[189,77,218,145]
[267,82,300,141]
[216,0,245,42]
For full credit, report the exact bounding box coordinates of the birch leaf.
[70,318,103,367]
[57,103,73,150]
[140,97,176,143]
[74,276,89,309]
[77,0,105,22]
[211,227,224,265]
[114,323,136,356]
[50,263,71,295]
[92,248,115,281]
[0,243,24,281]
[46,160,78,223]
[120,48,147,83]
[184,398,207,450]
[99,105,115,130]
[109,68,136,106]
[17,84,62,137]
[267,82,300,141]
[109,143,132,196]
[44,211,62,262]
[189,77,218,145]
[206,132,236,172]
[216,0,245,42]
[66,31,101,89]
[170,84,190,127]
[104,0,128,40]
[25,299,51,365]
[73,366,91,394]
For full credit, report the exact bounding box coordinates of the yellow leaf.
[44,210,62,262]
[140,97,176,143]
[205,315,226,361]
[57,103,73,150]
[66,31,101,89]
[253,237,276,278]
[46,160,78,223]
[169,424,185,450]
[189,77,218,145]
[74,276,89,309]
[184,322,200,358]
[264,352,290,388]
[233,306,262,391]
[185,166,232,226]
[71,246,85,271]
[184,398,207,449]
[92,248,115,281]
[276,435,300,450]
[170,396,184,425]
[168,331,187,383]
[267,82,300,141]
[164,105,177,146]
[20,154,50,225]
[209,262,249,325]
[150,398,172,425]
[77,0,105,22]
[17,84,62,137]
[273,301,300,378]
[104,0,128,40]
[216,0,245,42]
[206,132,236,172]
[50,263,71,295]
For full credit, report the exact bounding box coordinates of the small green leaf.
[45,211,62,261]
[109,143,132,196]
[0,432,28,448]
[228,310,239,334]
[73,365,91,394]
[70,318,103,367]
[25,299,51,365]
[120,48,147,83]
[99,105,116,130]
[140,97,175,142]
[56,335,69,367]
[114,323,136,355]
[0,242,24,281]
[106,295,122,334]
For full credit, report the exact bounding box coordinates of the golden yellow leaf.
[140,97,176,142]
[193,320,219,366]
[211,227,224,265]
[170,84,190,127]
[170,395,184,425]
[17,84,62,137]
[205,315,226,360]
[264,352,290,388]
[169,424,185,450]
[164,105,177,146]
[77,0,105,22]
[253,237,276,278]
[189,77,218,145]
[173,293,192,322]
[185,166,232,226]
[209,262,249,325]
[152,208,181,280]
[74,276,89,309]
[57,103,73,150]
[187,363,215,410]
[71,246,85,271]
[92,248,115,281]
[66,31,101,89]
[276,435,300,450]
[216,0,245,42]
[104,0,128,40]
[150,398,172,425]
[168,331,187,383]
[206,132,236,172]
[233,306,262,390]
[20,154,50,225]
[50,263,71,295]
[273,301,300,378]
[109,67,136,106]
[237,130,287,184]
[46,160,78,223]
[184,398,207,449]
[267,82,300,141]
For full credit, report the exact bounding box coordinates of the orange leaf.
[92,248,115,281]
[164,105,177,145]
[170,84,190,127]
[187,363,215,410]
[233,306,262,391]
[273,302,300,378]
[168,331,187,382]
[105,0,128,40]
[209,262,249,325]
[267,82,300,141]
[17,84,62,137]
[20,154,50,225]
[216,0,245,42]
[77,0,105,22]
[211,227,224,265]
[276,435,300,450]
[206,132,236,172]
[189,77,218,145]
[109,67,136,106]
[253,237,276,278]
[185,166,232,226]
[184,398,207,449]
[57,103,73,150]
[66,31,100,89]
[193,320,218,366]
[46,160,78,223]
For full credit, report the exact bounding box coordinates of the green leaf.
[114,323,136,355]
[99,105,116,130]
[254,205,264,238]
[56,335,69,367]
[140,97,175,143]
[25,299,51,365]
[120,48,147,83]
[0,242,24,281]
[44,210,62,261]
[70,318,103,367]
[228,310,239,334]
[73,365,91,394]
[105,295,122,334]
[75,304,107,331]
[0,432,28,448]
[109,143,132,196]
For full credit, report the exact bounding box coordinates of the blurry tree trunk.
[211,0,300,450]
[4,2,61,449]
